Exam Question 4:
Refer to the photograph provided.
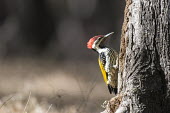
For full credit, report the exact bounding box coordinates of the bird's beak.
[104,32,114,38]
[99,32,114,46]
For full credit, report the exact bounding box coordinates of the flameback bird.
[87,32,118,94]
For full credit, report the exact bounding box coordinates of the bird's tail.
[108,84,117,94]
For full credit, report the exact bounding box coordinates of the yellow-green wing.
[98,58,108,84]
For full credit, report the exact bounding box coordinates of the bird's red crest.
[87,35,103,49]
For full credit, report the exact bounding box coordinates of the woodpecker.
[87,32,118,94]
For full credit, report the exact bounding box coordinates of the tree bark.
[102,0,170,113]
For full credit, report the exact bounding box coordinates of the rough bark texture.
[103,0,170,113]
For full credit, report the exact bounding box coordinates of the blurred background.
[0,0,125,113]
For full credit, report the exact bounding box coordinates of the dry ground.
[0,58,114,113]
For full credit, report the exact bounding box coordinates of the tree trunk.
[102,0,170,113]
